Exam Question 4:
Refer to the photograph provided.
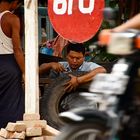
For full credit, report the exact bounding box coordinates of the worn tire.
[40,71,90,129]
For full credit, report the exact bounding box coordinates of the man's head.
[0,0,23,4]
[0,0,23,11]
[66,43,85,70]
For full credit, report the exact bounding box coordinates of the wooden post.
[24,0,39,115]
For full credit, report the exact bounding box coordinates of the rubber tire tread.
[40,71,88,129]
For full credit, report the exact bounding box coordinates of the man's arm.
[39,62,65,75]
[99,13,140,44]
[113,13,140,32]
[77,67,106,84]
[11,15,25,75]
[64,66,106,92]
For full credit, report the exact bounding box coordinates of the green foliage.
[90,48,118,63]
[85,44,118,63]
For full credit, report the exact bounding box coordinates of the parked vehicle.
[55,30,140,140]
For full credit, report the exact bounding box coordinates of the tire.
[55,120,109,140]
[40,71,91,129]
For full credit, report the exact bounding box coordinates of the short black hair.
[0,0,23,4]
[67,43,85,55]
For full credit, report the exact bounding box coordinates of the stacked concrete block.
[0,114,60,140]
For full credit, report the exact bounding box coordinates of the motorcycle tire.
[55,120,109,140]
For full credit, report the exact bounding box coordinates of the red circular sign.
[48,0,104,43]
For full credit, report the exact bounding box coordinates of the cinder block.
[23,113,40,121]
[0,137,20,140]
[0,128,12,138]
[28,136,44,140]
[17,120,47,129]
[10,131,25,139]
[42,125,60,136]
[8,139,20,140]
[43,136,55,140]
[0,137,5,140]
[6,139,20,140]
[26,127,42,137]
[6,122,26,132]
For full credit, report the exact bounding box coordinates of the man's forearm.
[77,67,106,84]
[113,13,140,32]
[14,49,25,74]
[39,63,52,75]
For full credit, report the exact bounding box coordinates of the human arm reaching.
[39,62,65,75]
[99,13,140,46]
[64,66,106,93]
[112,13,140,32]
[99,13,140,42]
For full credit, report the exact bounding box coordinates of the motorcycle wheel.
[55,121,109,140]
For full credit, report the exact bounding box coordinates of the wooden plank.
[24,0,39,114]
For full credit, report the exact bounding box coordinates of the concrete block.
[26,127,42,137]
[6,122,26,132]
[17,120,47,129]
[0,137,20,140]
[0,137,5,140]
[10,131,25,139]
[28,136,44,140]
[23,113,40,121]
[0,128,11,138]
[43,136,55,140]
[42,125,60,136]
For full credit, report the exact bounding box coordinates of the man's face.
[67,50,84,70]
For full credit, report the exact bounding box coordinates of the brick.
[26,127,42,137]
[6,139,20,140]
[0,137,5,140]
[0,137,20,140]
[28,136,44,140]
[23,113,40,121]
[0,128,12,138]
[43,136,56,140]
[6,122,26,132]
[0,128,9,138]
[10,131,25,139]
[42,125,60,136]
[17,120,47,129]
[28,136,55,140]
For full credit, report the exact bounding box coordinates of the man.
[0,0,24,128]
[39,43,106,92]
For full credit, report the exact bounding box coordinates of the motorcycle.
[54,29,140,140]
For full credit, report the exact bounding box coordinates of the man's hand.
[51,62,65,72]
[64,74,79,93]
[99,29,112,45]
[39,62,65,75]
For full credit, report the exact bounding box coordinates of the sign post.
[24,0,39,115]
[48,0,105,43]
